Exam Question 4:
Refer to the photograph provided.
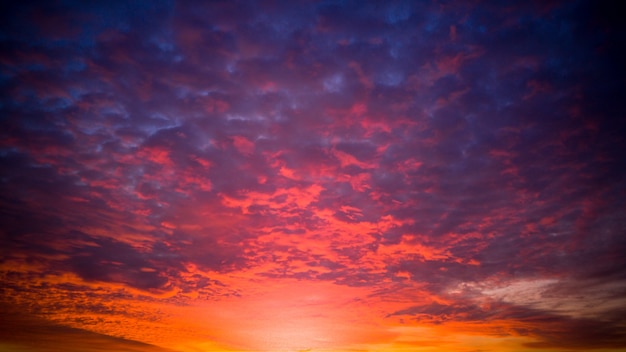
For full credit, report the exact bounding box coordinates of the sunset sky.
[1,1,625,351]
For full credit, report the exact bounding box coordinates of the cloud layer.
[1,1,625,351]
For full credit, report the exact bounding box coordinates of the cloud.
[1,0,625,351]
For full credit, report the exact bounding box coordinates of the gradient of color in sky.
[1,1,625,351]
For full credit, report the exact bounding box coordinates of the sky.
[1,1,625,351]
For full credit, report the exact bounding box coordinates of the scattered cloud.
[1,1,625,351]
